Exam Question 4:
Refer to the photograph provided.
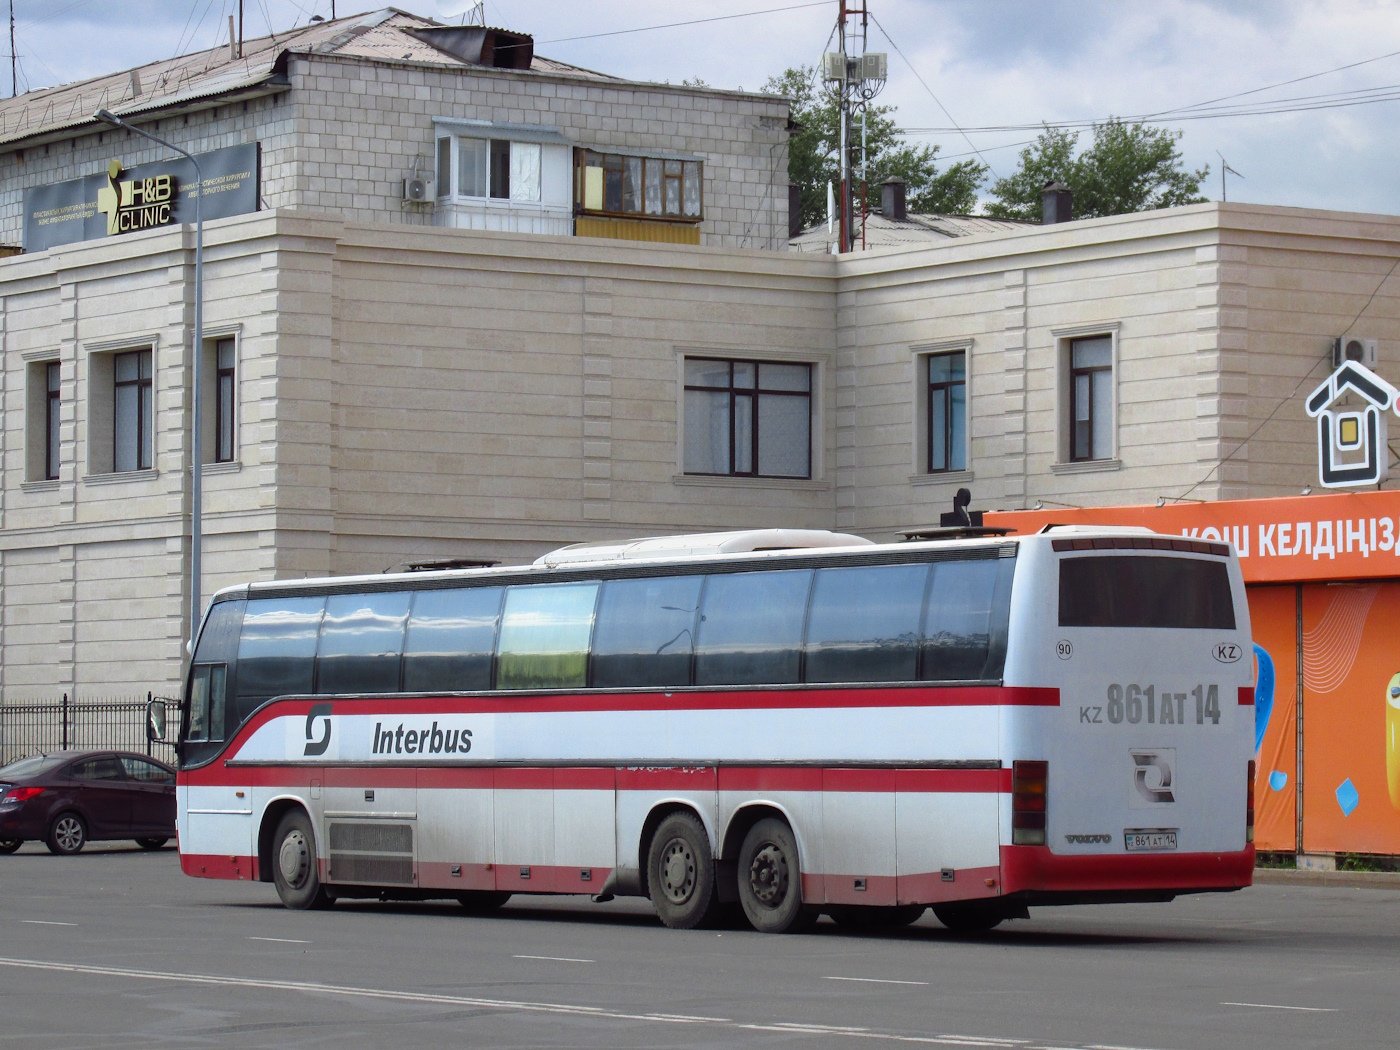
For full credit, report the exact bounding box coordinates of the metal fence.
[0,694,179,767]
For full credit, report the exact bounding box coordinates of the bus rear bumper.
[999,844,1255,902]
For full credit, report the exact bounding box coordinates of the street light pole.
[93,109,205,653]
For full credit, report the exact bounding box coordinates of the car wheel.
[932,901,1006,933]
[827,904,927,929]
[736,817,818,934]
[135,838,169,850]
[456,891,511,913]
[0,839,21,855]
[647,811,720,930]
[47,813,87,856]
[271,810,332,910]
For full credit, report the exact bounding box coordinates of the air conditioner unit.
[860,52,888,82]
[403,176,434,202]
[1333,336,1378,369]
[822,52,847,82]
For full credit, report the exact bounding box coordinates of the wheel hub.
[279,829,310,886]
[748,843,788,906]
[660,838,695,904]
[54,818,82,852]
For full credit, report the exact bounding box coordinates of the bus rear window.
[1059,556,1235,630]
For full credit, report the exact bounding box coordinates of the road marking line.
[248,937,310,944]
[824,976,930,986]
[0,955,1112,1047]
[1221,1001,1336,1013]
[20,921,77,927]
[513,954,593,963]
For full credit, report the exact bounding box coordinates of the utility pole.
[823,1,885,252]
[238,0,243,57]
[1217,151,1243,202]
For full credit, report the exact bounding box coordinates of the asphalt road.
[1,842,1396,1049]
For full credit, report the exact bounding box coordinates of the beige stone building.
[3,200,1400,701]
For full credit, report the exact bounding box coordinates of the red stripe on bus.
[182,763,1009,792]
[1238,686,1254,706]
[227,685,1060,743]
[998,844,1255,894]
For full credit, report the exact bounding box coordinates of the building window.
[452,137,540,201]
[25,358,61,482]
[927,351,966,473]
[1069,336,1113,461]
[215,338,236,463]
[113,349,152,472]
[45,362,60,480]
[435,137,450,196]
[577,150,702,221]
[684,358,811,478]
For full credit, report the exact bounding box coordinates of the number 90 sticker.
[1056,639,1073,660]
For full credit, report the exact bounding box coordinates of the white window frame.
[84,336,159,478]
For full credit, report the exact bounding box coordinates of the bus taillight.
[1246,759,1255,844]
[1012,760,1048,846]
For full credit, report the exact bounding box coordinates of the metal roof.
[0,8,616,153]
[788,211,1034,253]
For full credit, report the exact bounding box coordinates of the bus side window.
[402,587,503,693]
[805,564,929,683]
[496,582,599,690]
[591,575,702,689]
[695,569,813,686]
[315,591,412,695]
[920,559,999,681]
[188,665,228,742]
[235,597,326,718]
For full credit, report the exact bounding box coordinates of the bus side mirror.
[146,699,169,743]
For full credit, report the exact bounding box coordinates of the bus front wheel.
[736,817,817,934]
[647,811,719,929]
[272,810,332,911]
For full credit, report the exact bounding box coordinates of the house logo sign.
[1305,361,1399,488]
[95,159,178,237]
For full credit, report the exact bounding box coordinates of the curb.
[1252,867,1400,889]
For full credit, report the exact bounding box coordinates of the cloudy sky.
[12,0,1400,214]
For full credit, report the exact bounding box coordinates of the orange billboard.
[985,489,1400,585]
[1248,586,1298,853]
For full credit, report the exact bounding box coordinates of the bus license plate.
[1124,829,1177,852]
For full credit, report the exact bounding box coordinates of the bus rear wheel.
[827,904,927,929]
[457,891,511,913]
[272,810,332,910]
[647,811,719,929]
[932,901,1005,933]
[737,817,817,934]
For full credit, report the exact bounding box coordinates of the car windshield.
[0,753,67,780]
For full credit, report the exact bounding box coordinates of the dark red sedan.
[0,750,176,855]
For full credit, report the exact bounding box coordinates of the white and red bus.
[171,526,1256,933]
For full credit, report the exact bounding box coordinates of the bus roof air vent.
[534,529,874,567]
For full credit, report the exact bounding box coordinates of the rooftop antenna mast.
[10,0,16,98]
[822,1,885,252]
[1217,151,1243,202]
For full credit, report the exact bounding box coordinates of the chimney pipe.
[1042,181,1072,224]
[880,177,906,221]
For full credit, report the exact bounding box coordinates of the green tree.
[766,65,987,230]
[986,120,1210,221]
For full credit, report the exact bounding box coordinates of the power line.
[866,9,997,179]
[535,1,831,46]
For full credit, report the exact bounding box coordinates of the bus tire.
[271,810,332,911]
[457,891,511,913]
[737,817,817,934]
[828,904,927,929]
[932,901,1005,933]
[647,811,719,929]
